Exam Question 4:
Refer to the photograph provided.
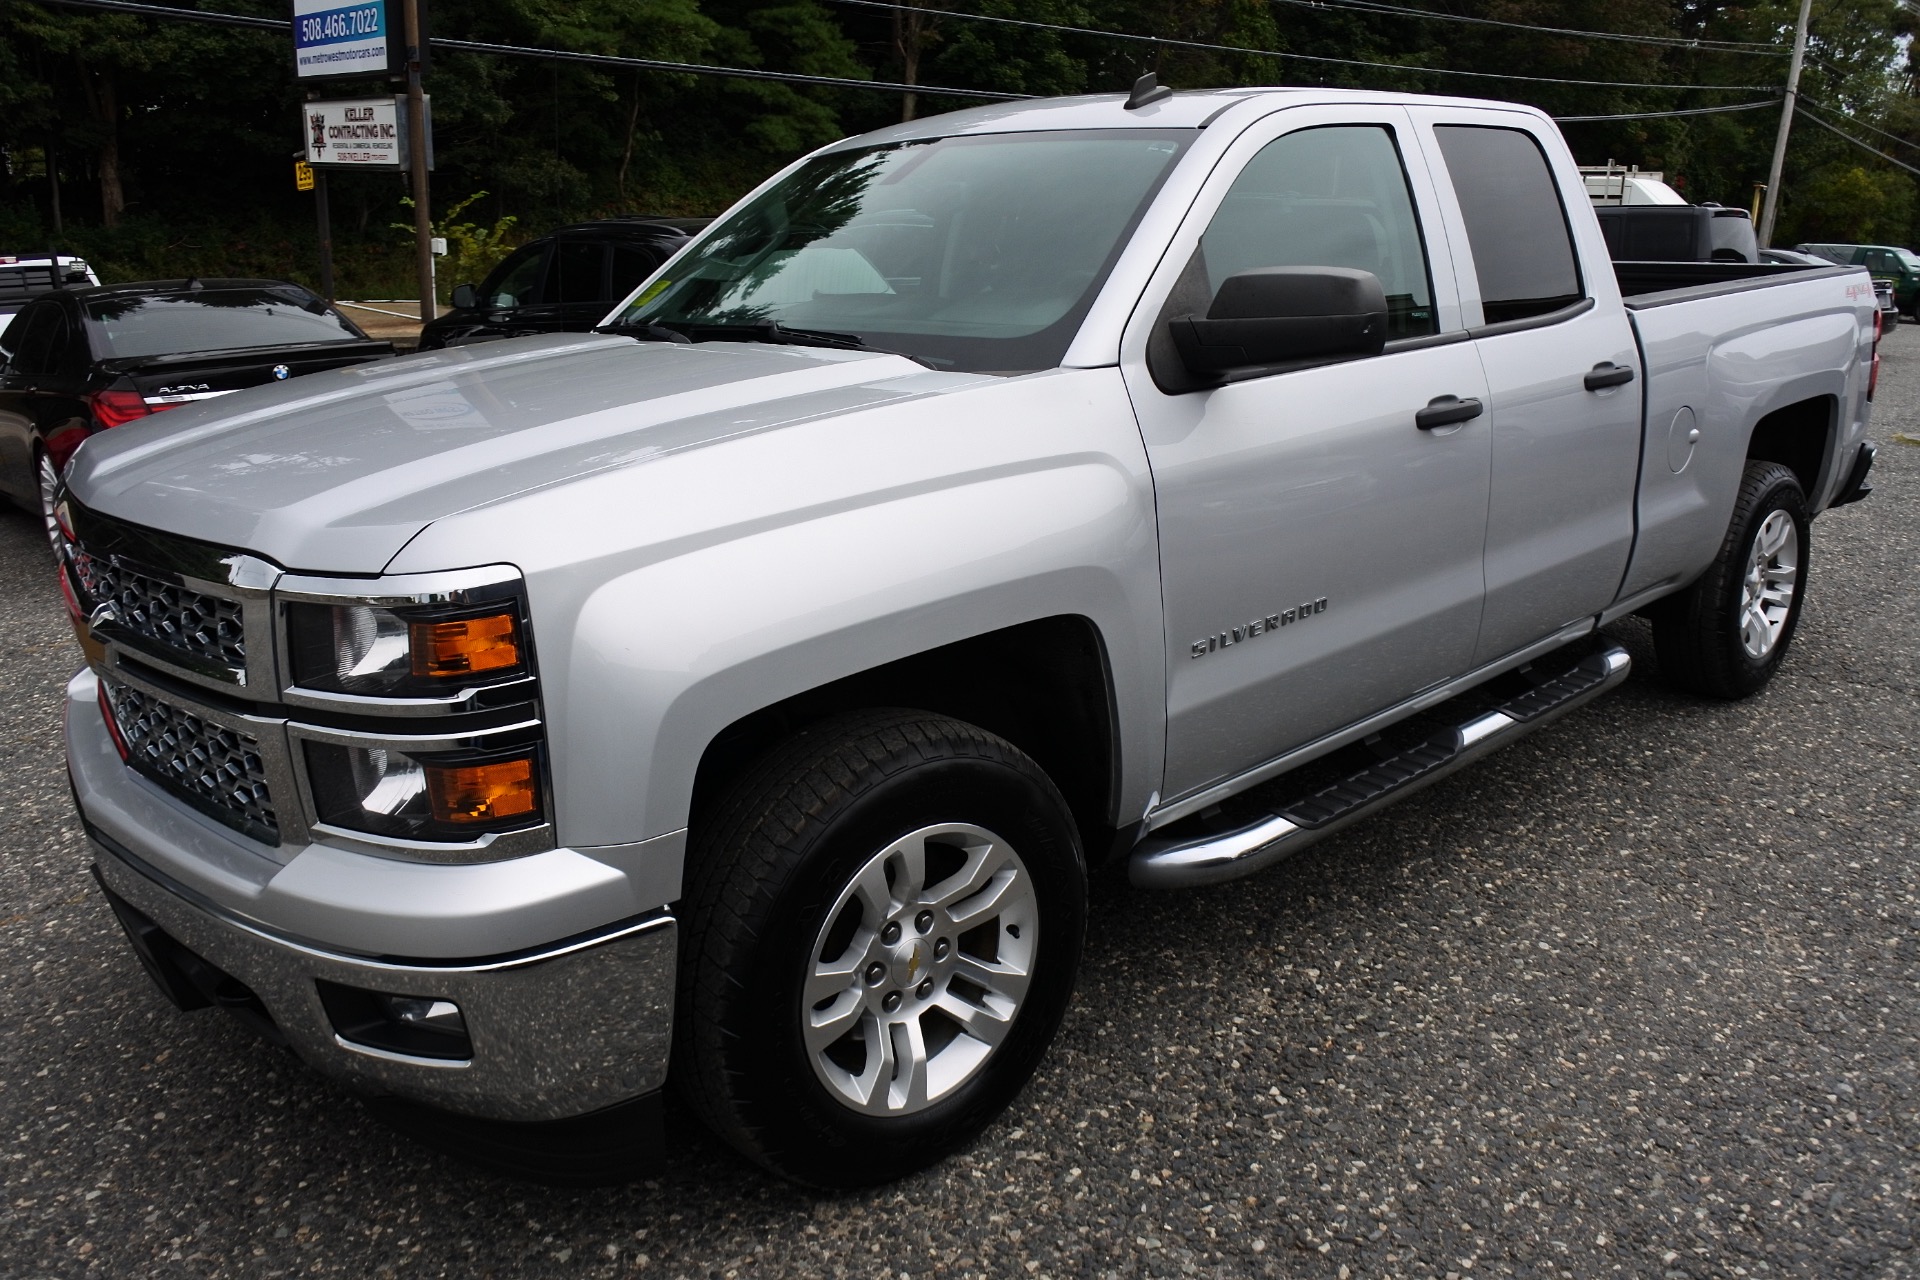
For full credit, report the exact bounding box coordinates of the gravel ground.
[3,328,1917,1280]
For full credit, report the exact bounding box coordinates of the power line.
[1265,0,1786,55]
[30,0,1026,100]
[820,0,1782,91]
[1554,98,1782,122]
[1795,101,1920,177]
[1799,94,1920,153]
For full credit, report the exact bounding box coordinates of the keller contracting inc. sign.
[304,98,401,167]
[293,0,394,79]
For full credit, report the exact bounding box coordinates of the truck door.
[1411,111,1643,665]
[1121,106,1492,804]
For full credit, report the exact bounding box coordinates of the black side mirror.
[450,283,477,310]
[1169,267,1388,376]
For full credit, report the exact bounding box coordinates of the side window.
[1433,125,1584,324]
[609,243,662,300]
[1201,125,1437,339]
[552,241,608,304]
[485,244,549,309]
[5,304,62,377]
[1866,249,1896,273]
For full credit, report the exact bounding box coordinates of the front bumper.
[90,832,677,1123]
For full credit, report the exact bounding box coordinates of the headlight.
[287,601,525,697]
[303,741,542,842]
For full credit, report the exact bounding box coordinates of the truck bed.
[1614,259,1860,304]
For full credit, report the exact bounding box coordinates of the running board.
[1129,645,1632,889]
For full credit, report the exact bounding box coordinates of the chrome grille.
[73,550,245,674]
[102,677,278,841]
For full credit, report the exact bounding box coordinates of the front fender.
[386,367,1167,851]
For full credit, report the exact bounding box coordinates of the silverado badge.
[1191,598,1328,658]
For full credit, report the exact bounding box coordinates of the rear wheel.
[36,448,61,551]
[1651,459,1809,699]
[675,709,1085,1187]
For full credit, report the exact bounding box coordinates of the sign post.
[402,0,433,323]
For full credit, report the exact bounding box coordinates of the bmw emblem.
[272,364,291,380]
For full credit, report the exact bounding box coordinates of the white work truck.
[55,83,1878,1186]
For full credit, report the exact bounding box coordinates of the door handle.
[1415,395,1484,430]
[1584,361,1635,391]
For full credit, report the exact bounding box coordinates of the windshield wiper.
[594,320,692,344]
[685,320,934,366]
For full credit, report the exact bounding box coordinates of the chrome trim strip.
[276,675,540,718]
[274,565,525,608]
[1145,616,1598,831]
[144,389,238,405]
[332,1035,472,1069]
[1131,646,1631,889]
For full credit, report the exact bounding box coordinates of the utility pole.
[402,0,433,323]
[1758,0,1813,249]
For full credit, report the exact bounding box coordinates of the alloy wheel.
[803,822,1037,1117]
[1740,509,1799,660]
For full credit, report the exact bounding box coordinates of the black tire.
[675,708,1086,1187]
[1651,459,1810,699]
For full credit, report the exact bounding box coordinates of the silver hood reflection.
[66,333,987,573]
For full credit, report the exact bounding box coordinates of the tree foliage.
[0,0,1915,289]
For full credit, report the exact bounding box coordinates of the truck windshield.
[609,129,1192,373]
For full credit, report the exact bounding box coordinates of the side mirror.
[450,283,477,310]
[1169,267,1388,376]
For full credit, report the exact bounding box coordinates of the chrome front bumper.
[91,836,676,1123]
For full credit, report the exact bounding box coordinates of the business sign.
[294,0,394,79]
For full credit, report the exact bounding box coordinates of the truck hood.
[67,333,987,573]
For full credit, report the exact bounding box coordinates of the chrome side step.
[1129,645,1631,889]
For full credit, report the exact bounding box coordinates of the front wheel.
[1651,459,1809,699]
[675,709,1086,1187]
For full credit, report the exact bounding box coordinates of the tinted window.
[484,245,548,308]
[1434,125,1583,324]
[84,288,360,359]
[552,241,607,304]
[3,303,64,376]
[609,242,661,299]
[616,130,1189,373]
[1202,124,1436,339]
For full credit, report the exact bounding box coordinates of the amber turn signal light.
[425,756,538,825]
[409,612,520,679]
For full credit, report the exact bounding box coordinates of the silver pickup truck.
[56,86,1879,1187]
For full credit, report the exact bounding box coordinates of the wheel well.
[690,616,1120,852]
[1746,395,1834,499]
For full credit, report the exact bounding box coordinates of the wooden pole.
[1757,0,1812,249]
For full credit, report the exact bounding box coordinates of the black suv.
[418,218,705,350]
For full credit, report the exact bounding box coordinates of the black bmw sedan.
[0,279,391,540]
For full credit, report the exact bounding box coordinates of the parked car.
[417,218,706,350]
[58,86,1877,1189]
[0,254,100,319]
[1797,243,1920,316]
[1764,249,1899,324]
[1594,203,1758,262]
[0,279,390,538]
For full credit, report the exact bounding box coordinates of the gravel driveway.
[3,329,1916,1280]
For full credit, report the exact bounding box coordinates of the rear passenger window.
[552,241,607,304]
[1433,125,1584,324]
[1202,125,1436,339]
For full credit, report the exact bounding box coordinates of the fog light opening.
[317,980,473,1062]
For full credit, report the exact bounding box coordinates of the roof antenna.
[1125,72,1173,110]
